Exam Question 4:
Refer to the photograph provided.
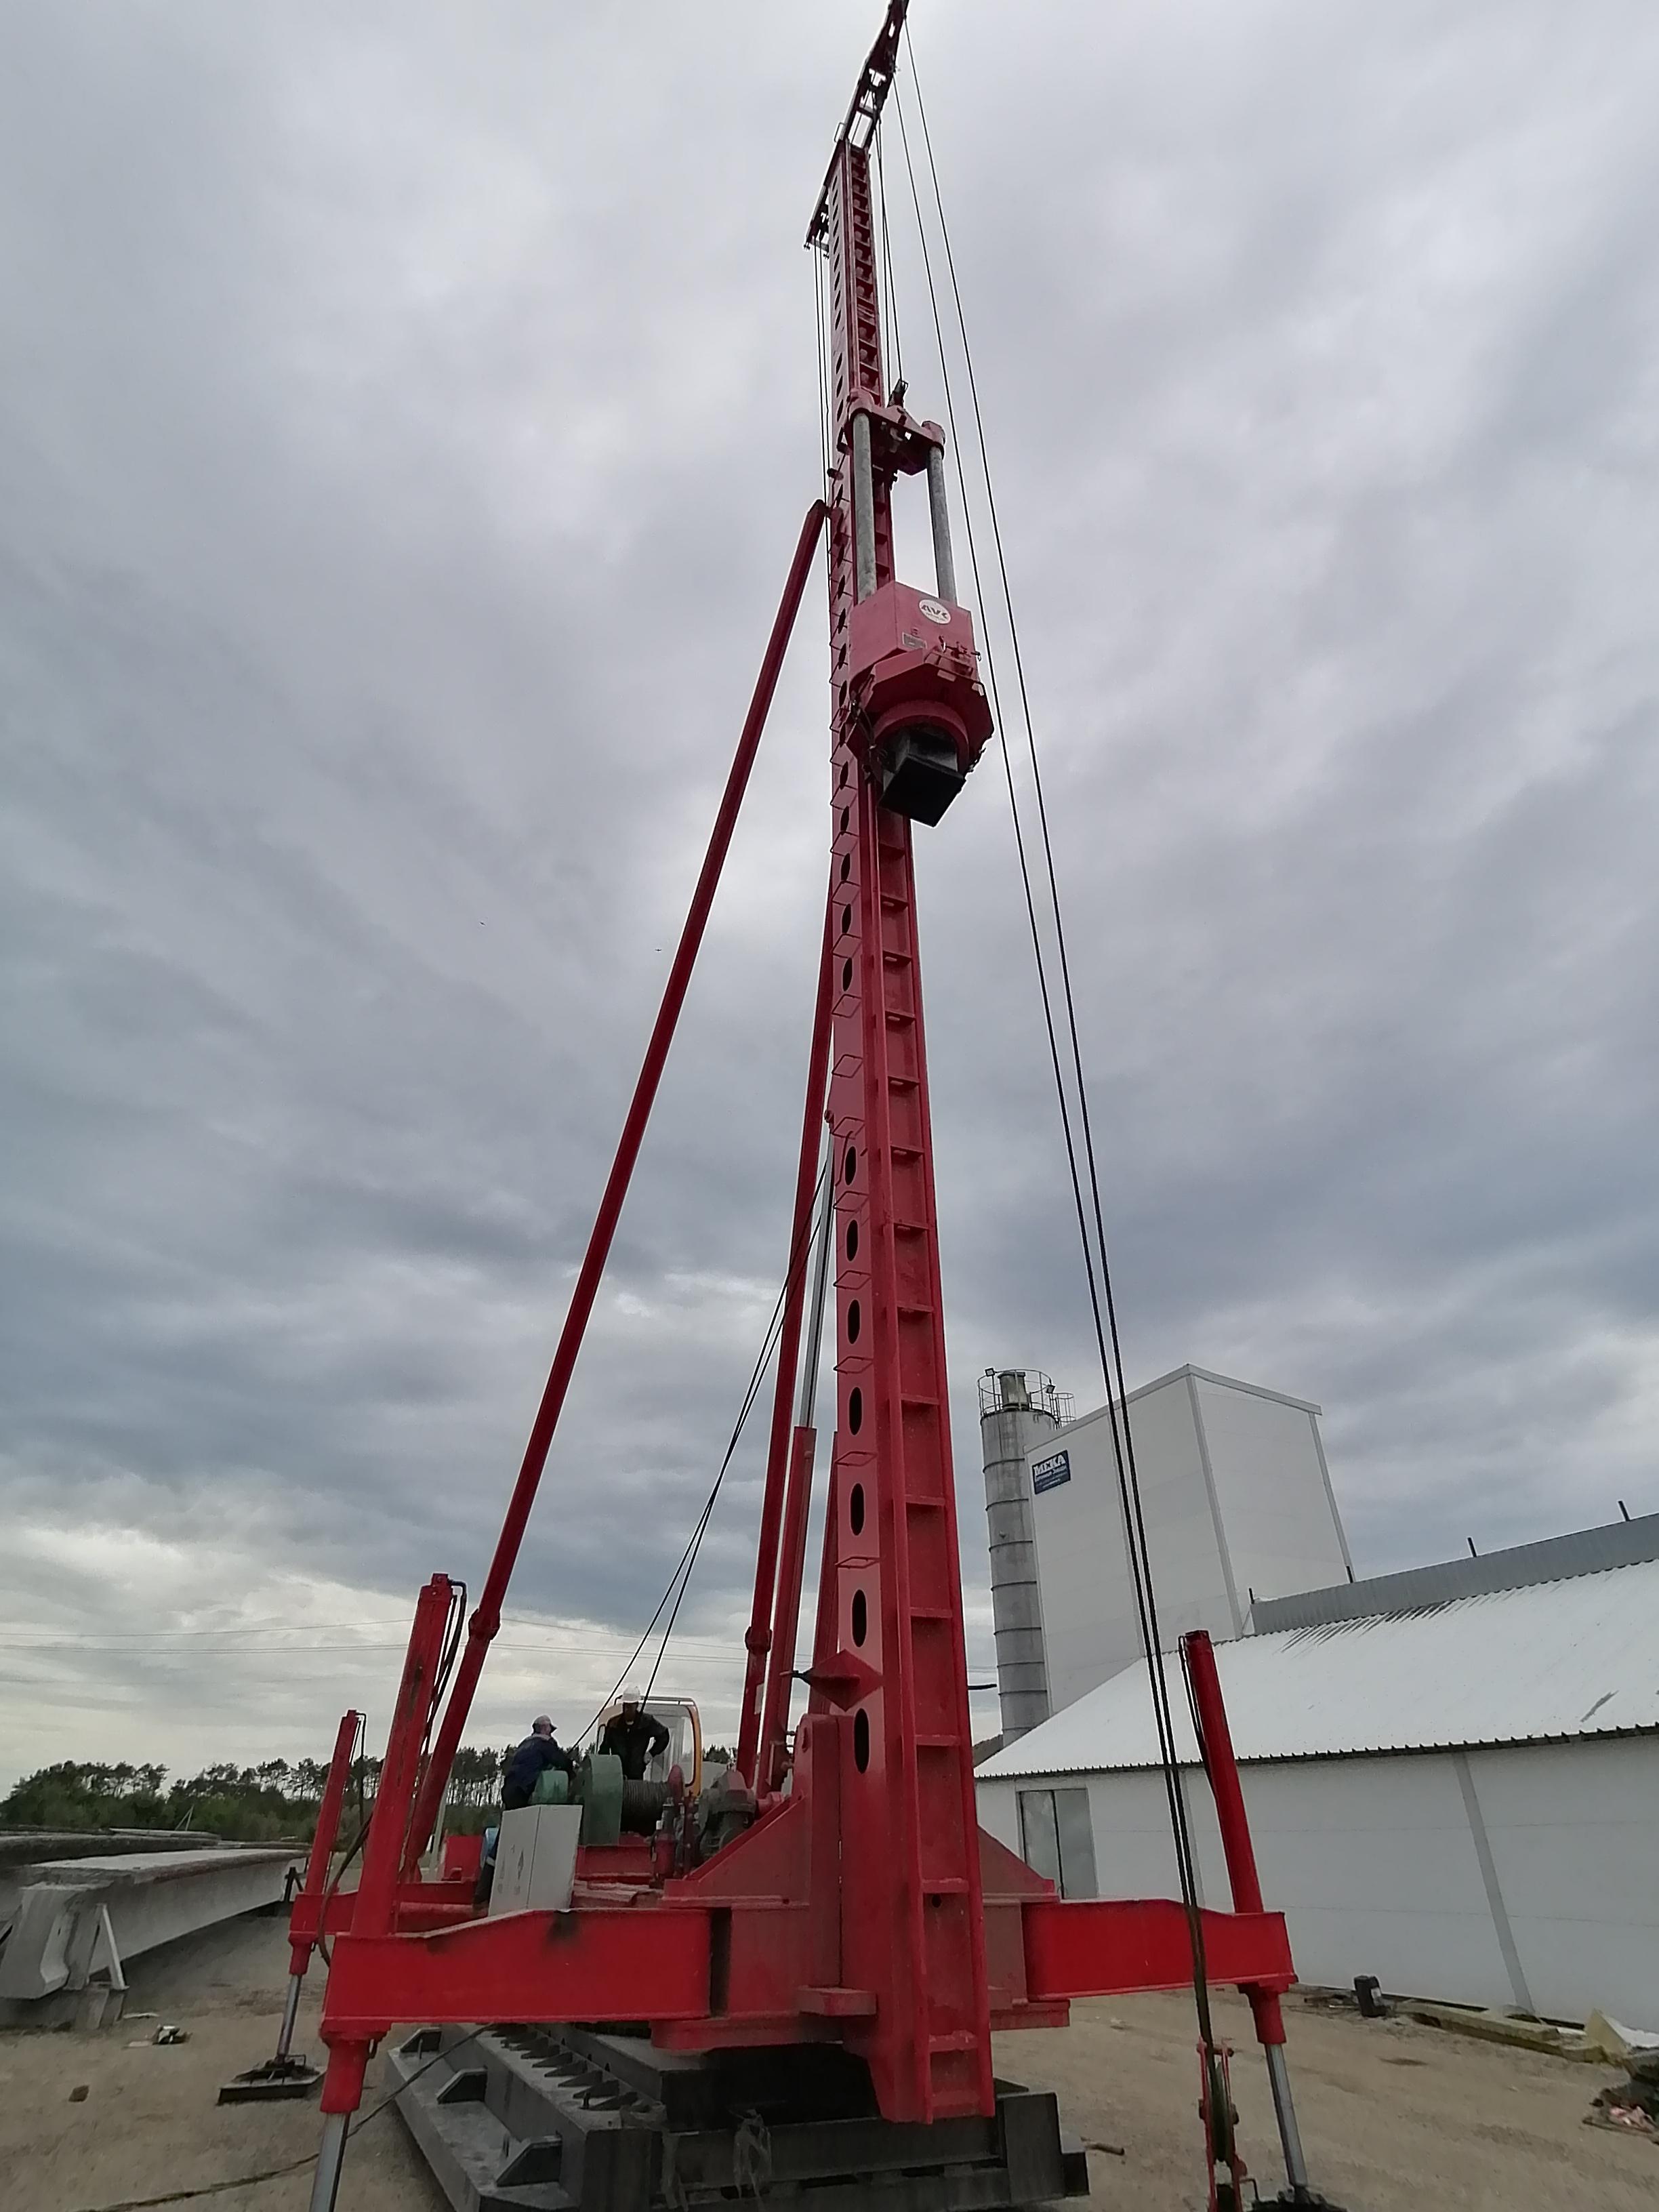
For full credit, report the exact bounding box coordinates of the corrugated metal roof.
[979,1555,1659,1779]
[1250,1511,1659,1633]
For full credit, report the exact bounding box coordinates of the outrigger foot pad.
[218,2054,323,2104]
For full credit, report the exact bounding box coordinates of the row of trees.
[1,1746,516,1843]
[2,1738,741,1844]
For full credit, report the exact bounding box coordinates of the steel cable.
[895,31,1222,2064]
[575,1159,830,1742]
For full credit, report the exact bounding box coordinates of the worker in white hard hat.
[598,1689,670,1782]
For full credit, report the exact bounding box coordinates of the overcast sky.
[2,1,1657,1788]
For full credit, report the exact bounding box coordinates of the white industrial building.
[1028,1365,1352,1713]
[979,1365,1352,1742]
[977,1521,1659,2026]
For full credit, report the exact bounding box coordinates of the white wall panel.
[978,1778,1021,1855]
[1468,1738,1659,2025]
[1029,1370,1351,1719]
[1193,1378,1351,1612]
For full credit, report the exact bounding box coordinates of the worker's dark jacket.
[501,1732,576,1810]
[598,1712,671,1782]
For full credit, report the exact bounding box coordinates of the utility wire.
[896,33,1222,2068]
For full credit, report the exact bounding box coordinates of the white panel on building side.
[1027,1366,1349,1718]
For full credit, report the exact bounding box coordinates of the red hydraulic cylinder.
[737,888,836,1785]
[285,1708,361,1978]
[407,501,827,1856]
[319,1575,455,2118]
[1181,1629,1285,2041]
[1183,1638,1326,2202]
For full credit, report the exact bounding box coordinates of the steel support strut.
[406,501,827,1856]
[738,889,836,1786]
[758,1138,836,1787]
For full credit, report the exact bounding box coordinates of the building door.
[1017,1785,1098,1899]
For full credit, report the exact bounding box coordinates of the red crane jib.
[304,0,1301,2144]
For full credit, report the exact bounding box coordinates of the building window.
[1017,1786,1097,1899]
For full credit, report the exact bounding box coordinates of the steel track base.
[390,2024,1090,2212]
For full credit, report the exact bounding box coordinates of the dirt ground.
[0,1910,444,2212]
[0,1910,1652,2212]
[1006,1992,1657,2212]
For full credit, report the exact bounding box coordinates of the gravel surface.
[1,1911,1651,2211]
[0,1910,443,2212]
[1003,1989,1656,2212]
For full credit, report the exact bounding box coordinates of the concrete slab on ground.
[0,1846,300,2022]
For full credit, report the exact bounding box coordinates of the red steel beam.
[317,1888,1290,2045]
[303,1883,472,1942]
[1022,1898,1294,2002]
[320,1908,710,2040]
[407,500,828,1855]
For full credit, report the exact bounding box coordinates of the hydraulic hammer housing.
[847,579,992,823]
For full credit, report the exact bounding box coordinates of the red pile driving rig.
[274,9,1338,2211]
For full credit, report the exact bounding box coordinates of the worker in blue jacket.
[500,1715,576,1810]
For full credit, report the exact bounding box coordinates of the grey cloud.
[3,1,1658,1778]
